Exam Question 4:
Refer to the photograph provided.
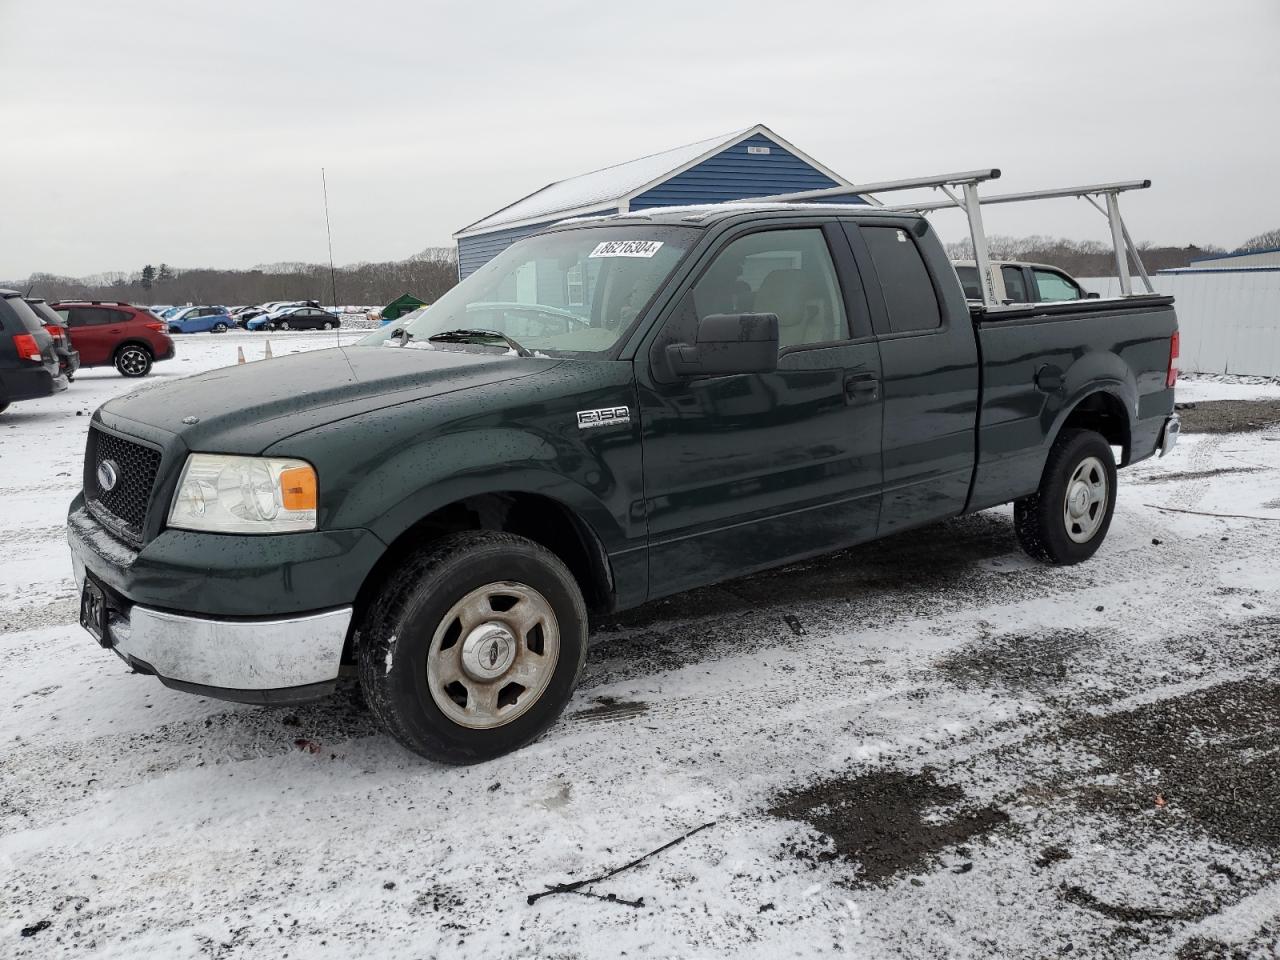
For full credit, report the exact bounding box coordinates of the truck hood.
[98,344,563,454]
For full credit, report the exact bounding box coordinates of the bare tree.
[1239,228,1280,252]
[9,250,460,307]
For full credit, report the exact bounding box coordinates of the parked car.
[952,260,1098,304]
[50,300,175,377]
[234,306,276,328]
[25,297,81,380]
[1,289,66,414]
[247,305,341,331]
[67,204,1179,764]
[166,305,234,334]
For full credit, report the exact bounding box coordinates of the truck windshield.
[362,225,699,356]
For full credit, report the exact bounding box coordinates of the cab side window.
[861,226,942,333]
[1001,265,1029,302]
[1033,268,1082,301]
[69,307,113,326]
[693,228,849,350]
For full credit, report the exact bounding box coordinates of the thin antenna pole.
[321,168,339,315]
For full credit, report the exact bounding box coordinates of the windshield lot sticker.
[588,240,664,259]
[577,406,631,430]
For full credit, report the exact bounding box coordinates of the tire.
[322,321,333,330]
[357,531,588,764]
[1014,428,1118,565]
[279,320,291,331]
[114,344,153,378]
[0,401,9,416]
[212,322,228,333]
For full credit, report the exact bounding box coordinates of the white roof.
[454,124,854,239]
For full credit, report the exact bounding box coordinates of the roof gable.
[454,124,853,239]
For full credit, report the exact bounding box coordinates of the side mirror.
[1086,291,1101,299]
[665,313,779,378]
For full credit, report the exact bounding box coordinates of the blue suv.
[167,306,233,334]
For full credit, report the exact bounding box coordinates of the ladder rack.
[753,171,1155,308]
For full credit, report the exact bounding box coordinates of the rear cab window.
[859,226,942,334]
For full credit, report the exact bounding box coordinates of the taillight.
[12,333,43,362]
[45,325,64,340]
[146,321,167,333]
[1167,331,1179,388]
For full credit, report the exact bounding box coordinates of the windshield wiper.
[426,328,532,358]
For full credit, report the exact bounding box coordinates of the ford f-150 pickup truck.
[68,203,1180,763]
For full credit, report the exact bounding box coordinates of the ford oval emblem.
[97,459,120,493]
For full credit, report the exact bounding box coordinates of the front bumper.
[72,552,351,703]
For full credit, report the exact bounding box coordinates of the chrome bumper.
[1158,412,1180,457]
[73,555,350,694]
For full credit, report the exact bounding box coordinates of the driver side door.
[636,223,885,600]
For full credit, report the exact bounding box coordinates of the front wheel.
[322,321,333,330]
[1014,428,1118,565]
[279,320,291,331]
[114,344,153,378]
[357,531,588,764]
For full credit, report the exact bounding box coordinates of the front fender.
[265,359,647,604]
[345,427,631,553]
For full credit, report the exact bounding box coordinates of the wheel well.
[114,339,154,358]
[347,493,614,658]
[1059,391,1131,463]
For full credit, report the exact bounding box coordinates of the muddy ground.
[1178,397,1280,434]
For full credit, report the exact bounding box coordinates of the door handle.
[844,373,879,403]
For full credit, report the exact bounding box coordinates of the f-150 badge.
[577,406,631,430]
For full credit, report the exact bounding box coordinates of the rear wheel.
[357,531,588,764]
[212,321,228,333]
[114,344,153,378]
[1014,428,1117,564]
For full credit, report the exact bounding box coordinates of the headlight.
[168,454,317,534]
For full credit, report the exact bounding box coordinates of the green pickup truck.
[68,204,1180,763]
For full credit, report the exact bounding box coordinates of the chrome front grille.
[85,426,162,544]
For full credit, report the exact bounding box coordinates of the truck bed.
[966,294,1178,512]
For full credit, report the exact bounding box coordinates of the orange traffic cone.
[264,340,273,360]
[237,346,245,364]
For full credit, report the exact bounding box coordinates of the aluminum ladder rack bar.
[884,179,1156,296]
[752,169,1004,306]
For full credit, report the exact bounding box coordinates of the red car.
[50,301,175,377]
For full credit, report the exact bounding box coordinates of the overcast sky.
[2,0,1277,278]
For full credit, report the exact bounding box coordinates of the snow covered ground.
[2,337,1278,959]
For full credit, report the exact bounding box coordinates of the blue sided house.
[453,123,867,278]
